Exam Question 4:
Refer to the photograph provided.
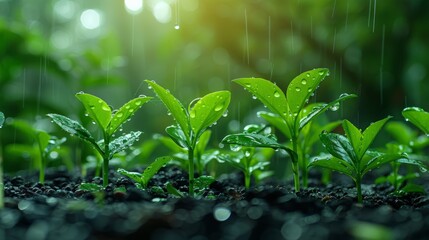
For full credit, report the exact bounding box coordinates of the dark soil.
[2,166,429,240]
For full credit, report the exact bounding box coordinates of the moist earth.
[1,166,429,240]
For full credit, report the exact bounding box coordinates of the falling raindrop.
[372,0,377,32]
[244,8,249,65]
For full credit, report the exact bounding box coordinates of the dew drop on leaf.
[117,113,124,118]
[222,110,229,117]
[245,150,251,157]
[273,91,280,98]
[295,87,301,92]
[301,79,307,85]
[190,111,196,118]
[135,101,142,106]
[230,144,242,152]
[306,73,310,78]
[329,102,340,112]
[214,103,224,112]
[252,95,257,100]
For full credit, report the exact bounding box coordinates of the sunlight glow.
[124,0,143,15]
[80,9,101,29]
[152,1,171,23]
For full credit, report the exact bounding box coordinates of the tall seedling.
[145,80,230,196]
[309,117,407,203]
[234,68,356,192]
[48,93,151,187]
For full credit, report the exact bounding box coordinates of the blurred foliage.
[1,0,429,174]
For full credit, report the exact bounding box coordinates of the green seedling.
[376,121,429,194]
[234,68,356,192]
[48,92,151,187]
[309,116,407,203]
[117,156,171,189]
[155,130,219,176]
[8,119,66,184]
[165,175,216,199]
[145,80,230,196]
[221,124,292,188]
[402,107,429,135]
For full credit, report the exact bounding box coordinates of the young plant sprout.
[48,93,151,187]
[145,80,230,197]
[309,116,407,203]
[9,119,66,184]
[402,107,429,135]
[117,156,171,189]
[234,68,356,192]
[219,125,273,189]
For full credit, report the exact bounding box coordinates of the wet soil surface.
[2,166,429,240]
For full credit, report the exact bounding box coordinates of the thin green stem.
[244,169,250,189]
[188,147,195,197]
[102,134,111,188]
[356,176,363,203]
[292,137,300,192]
[0,135,3,209]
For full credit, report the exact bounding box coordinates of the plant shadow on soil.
[1,165,429,240]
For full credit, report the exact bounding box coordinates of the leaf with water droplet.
[299,93,357,130]
[363,153,406,175]
[165,125,189,149]
[47,113,97,147]
[233,78,288,119]
[257,111,291,139]
[402,107,429,135]
[109,131,142,157]
[75,93,111,130]
[308,154,355,177]
[145,80,190,140]
[141,156,172,188]
[189,91,231,136]
[287,68,329,114]
[108,96,151,135]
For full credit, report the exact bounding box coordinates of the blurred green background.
[1,0,428,173]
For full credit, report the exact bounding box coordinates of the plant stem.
[244,170,250,189]
[188,147,195,197]
[292,137,300,192]
[102,135,110,188]
[0,136,3,209]
[356,176,362,203]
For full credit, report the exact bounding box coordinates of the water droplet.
[244,83,251,88]
[92,121,96,125]
[77,91,85,94]
[295,87,301,92]
[102,105,110,111]
[301,79,307,85]
[318,70,325,75]
[138,94,147,98]
[117,113,124,118]
[252,95,257,100]
[245,150,251,157]
[274,91,280,98]
[84,113,89,117]
[306,73,310,78]
[222,110,229,117]
[148,85,153,89]
[214,103,224,112]
[219,143,225,148]
[329,102,340,112]
[135,101,142,106]
[89,105,95,109]
[167,111,172,116]
[230,144,242,152]
[308,88,313,93]
[174,24,180,30]
[190,111,196,118]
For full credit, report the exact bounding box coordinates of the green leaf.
[363,153,404,175]
[341,120,362,160]
[306,120,342,148]
[79,183,104,192]
[108,96,151,135]
[233,78,288,118]
[117,168,143,188]
[193,175,215,191]
[287,68,329,114]
[402,107,429,134]
[189,91,231,136]
[153,133,187,153]
[257,111,291,138]
[165,182,185,197]
[165,125,189,149]
[359,116,392,159]
[299,93,357,129]
[385,121,416,145]
[145,80,190,138]
[221,132,297,161]
[141,156,171,187]
[320,132,356,165]
[109,131,142,157]
[47,114,97,147]
[36,131,51,154]
[196,130,211,154]
[308,154,355,179]
[217,153,245,172]
[221,132,283,150]
[0,112,4,128]
[75,92,112,130]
